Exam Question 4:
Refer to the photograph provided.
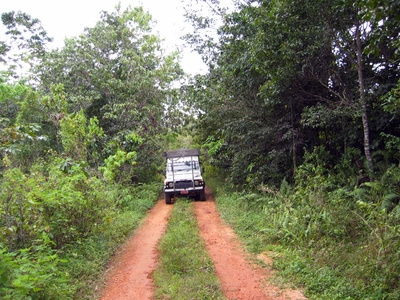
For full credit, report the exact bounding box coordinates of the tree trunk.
[356,22,374,181]
[291,100,297,173]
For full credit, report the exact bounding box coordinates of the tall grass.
[204,164,400,300]
[154,199,225,300]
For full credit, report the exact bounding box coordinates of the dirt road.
[99,200,173,300]
[99,187,306,299]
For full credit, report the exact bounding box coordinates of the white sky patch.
[1,0,210,75]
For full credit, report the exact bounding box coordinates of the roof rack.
[163,149,200,158]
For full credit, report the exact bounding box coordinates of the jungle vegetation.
[1,0,400,298]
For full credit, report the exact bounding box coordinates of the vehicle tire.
[165,193,173,204]
[199,189,206,201]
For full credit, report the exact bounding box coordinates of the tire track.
[99,199,173,300]
[99,187,305,300]
[194,186,306,300]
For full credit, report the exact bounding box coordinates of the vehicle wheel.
[199,189,206,201]
[165,193,173,204]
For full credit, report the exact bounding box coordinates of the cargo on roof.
[163,149,200,158]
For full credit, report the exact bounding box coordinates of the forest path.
[98,187,306,299]
[99,199,173,300]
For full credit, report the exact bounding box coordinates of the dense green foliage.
[2,0,400,298]
[205,164,400,299]
[0,5,182,299]
[182,0,400,298]
[0,172,159,299]
[154,199,224,299]
[185,0,400,186]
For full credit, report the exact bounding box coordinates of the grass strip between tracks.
[154,199,225,300]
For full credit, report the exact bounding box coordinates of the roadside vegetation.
[154,199,224,300]
[68,182,160,299]
[0,159,160,299]
[205,163,400,300]
[1,0,400,299]
[185,1,400,299]
[0,7,176,299]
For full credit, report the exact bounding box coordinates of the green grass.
[204,168,400,300]
[154,199,225,300]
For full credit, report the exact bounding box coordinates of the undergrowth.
[154,199,224,300]
[0,157,160,299]
[68,182,161,299]
[204,160,400,300]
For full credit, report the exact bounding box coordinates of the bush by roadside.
[205,164,400,300]
[0,157,160,299]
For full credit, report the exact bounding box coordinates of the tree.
[0,80,48,168]
[34,5,183,182]
[1,11,52,79]
[184,0,400,186]
[300,0,400,180]
[185,0,326,185]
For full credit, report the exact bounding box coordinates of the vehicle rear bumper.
[164,186,204,196]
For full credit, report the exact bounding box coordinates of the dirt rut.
[194,187,306,300]
[99,188,306,299]
[99,199,173,299]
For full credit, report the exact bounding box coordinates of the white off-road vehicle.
[163,149,206,204]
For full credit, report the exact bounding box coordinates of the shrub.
[0,235,69,300]
[0,152,161,298]
[209,161,400,299]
